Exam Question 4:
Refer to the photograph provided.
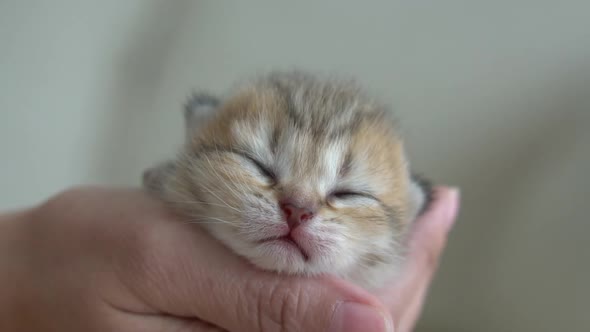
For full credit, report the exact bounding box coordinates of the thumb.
[133,216,393,332]
[204,273,394,332]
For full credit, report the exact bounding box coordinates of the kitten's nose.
[280,202,315,229]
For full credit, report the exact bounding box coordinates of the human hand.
[0,186,458,332]
[377,187,460,332]
[1,187,391,332]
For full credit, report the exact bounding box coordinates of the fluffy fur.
[143,71,431,290]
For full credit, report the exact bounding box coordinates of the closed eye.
[196,145,277,183]
[329,190,376,201]
[242,155,277,182]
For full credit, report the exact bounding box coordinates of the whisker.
[185,167,241,213]
[181,216,237,226]
[207,152,248,201]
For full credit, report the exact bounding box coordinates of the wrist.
[0,208,35,331]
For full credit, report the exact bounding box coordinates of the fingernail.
[329,302,393,332]
[444,187,460,228]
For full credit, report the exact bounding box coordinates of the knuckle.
[47,185,101,204]
[36,185,108,223]
[37,186,87,212]
[254,278,305,332]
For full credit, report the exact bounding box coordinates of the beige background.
[1,1,589,331]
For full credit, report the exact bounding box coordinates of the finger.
[395,187,459,331]
[394,287,425,332]
[129,207,394,332]
[405,186,459,285]
[381,187,460,310]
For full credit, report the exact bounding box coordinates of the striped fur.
[143,70,431,289]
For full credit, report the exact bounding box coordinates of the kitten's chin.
[231,239,311,276]
[247,244,399,291]
[203,224,312,274]
[237,238,344,277]
[249,245,310,275]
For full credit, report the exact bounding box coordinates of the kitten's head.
[164,72,428,281]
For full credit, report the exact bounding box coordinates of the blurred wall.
[1,1,589,331]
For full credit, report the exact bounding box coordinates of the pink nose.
[280,202,315,229]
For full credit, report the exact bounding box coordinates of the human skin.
[0,186,458,332]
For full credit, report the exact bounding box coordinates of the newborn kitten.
[143,71,432,290]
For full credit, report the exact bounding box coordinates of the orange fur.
[145,71,427,289]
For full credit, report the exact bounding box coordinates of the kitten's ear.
[409,173,434,217]
[184,92,220,137]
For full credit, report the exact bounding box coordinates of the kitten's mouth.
[258,234,310,261]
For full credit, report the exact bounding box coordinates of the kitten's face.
[167,81,419,280]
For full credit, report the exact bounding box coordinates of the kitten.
[143,71,432,290]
